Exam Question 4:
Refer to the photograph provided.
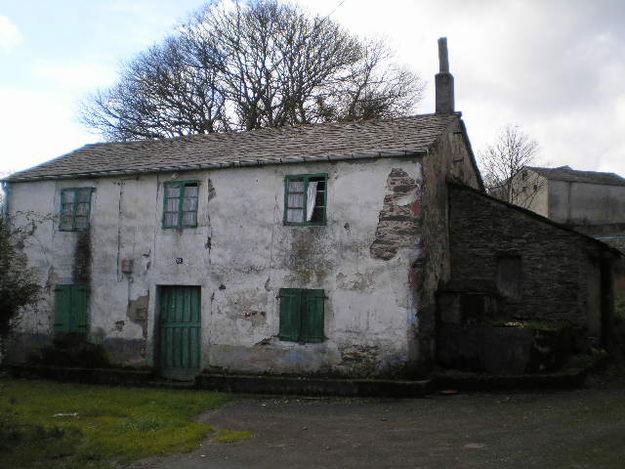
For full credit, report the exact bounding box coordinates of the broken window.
[496,255,522,299]
[278,288,325,343]
[162,181,199,229]
[284,174,327,225]
[59,188,93,231]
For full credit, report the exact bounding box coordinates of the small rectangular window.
[278,288,325,343]
[284,174,327,225]
[497,255,522,299]
[162,181,199,229]
[59,188,93,231]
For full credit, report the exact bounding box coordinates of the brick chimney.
[435,37,455,114]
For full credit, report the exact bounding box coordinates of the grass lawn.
[0,378,234,468]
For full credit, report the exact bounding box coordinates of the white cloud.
[32,60,116,90]
[0,15,23,52]
[0,88,95,175]
[292,0,625,175]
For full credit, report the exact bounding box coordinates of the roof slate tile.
[6,113,456,182]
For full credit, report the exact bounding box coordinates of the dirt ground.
[134,383,625,469]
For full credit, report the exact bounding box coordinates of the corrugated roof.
[526,165,625,186]
[6,113,458,182]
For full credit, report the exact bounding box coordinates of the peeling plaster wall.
[8,157,425,376]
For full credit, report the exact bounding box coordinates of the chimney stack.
[435,37,455,114]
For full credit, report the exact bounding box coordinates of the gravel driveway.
[135,387,625,469]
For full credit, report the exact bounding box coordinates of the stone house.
[2,40,618,378]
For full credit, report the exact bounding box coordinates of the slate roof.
[6,113,458,182]
[526,165,625,187]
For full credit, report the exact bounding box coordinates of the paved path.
[135,387,625,468]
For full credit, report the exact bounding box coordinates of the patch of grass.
[0,379,230,468]
[214,429,253,443]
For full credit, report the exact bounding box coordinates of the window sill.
[283,222,327,227]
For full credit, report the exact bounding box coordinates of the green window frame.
[53,284,90,335]
[278,288,326,343]
[284,174,327,225]
[162,181,199,229]
[59,187,93,231]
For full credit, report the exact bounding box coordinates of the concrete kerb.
[6,364,592,396]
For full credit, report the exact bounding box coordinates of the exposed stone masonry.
[370,168,422,261]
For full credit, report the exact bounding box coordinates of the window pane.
[287,208,304,223]
[182,211,197,226]
[62,190,75,203]
[76,189,91,202]
[76,202,89,216]
[311,206,324,223]
[60,215,73,229]
[164,213,178,227]
[165,186,181,198]
[312,178,326,190]
[182,197,198,211]
[287,180,305,192]
[75,216,88,231]
[315,190,325,206]
[165,198,179,212]
[184,184,198,197]
[61,203,74,215]
[287,193,304,208]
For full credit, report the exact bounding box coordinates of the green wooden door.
[53,285,89,335]
[158,286,201,379]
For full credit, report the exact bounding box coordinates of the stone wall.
[447,183,612,330]
[417,118,482,366]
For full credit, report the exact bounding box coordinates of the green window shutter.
[279,288,302,342]
[301,289,325,343]
[53,286,71,334]
[54,285,89,335]
[73,286,90,334]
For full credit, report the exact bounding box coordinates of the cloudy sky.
[1,0,624,176]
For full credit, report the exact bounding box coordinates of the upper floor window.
[59,188,93,231]
[163,181,199,229]
[284,174,327,225]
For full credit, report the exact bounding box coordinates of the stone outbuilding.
[2,40,618,378]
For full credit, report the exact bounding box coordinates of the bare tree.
[80,0,423,141]
[479,124,543,207]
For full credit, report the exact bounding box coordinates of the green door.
[53,285,89,335]
[158,286,201,379]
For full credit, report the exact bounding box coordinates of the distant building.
[512,165,625,235]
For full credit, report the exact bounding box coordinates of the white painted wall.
[9,157,424,376]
